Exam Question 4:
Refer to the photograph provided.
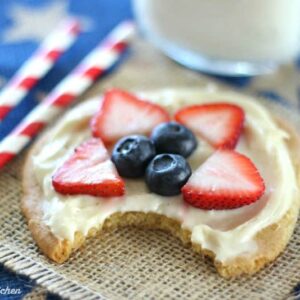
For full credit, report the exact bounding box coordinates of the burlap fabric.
[0,39,300,299]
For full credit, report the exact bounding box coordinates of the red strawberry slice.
[52,138,125,197]
[174,103,245,149]
[182,150,265,210]
[91,89,170,144]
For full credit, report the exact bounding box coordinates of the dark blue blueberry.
[112,135,156,178]
[151,122,197,158]
[145,154,191,196]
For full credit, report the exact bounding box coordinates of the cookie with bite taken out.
[22,88,300,278]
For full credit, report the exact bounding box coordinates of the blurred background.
[0,0,132,139]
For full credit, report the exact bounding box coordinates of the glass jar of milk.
[133,0,300,76]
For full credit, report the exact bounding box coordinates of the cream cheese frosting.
[32,88,298,263]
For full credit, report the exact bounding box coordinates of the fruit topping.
[151,122,197,158]
[91,89,170,144]
[112,135,156,178]
[52,138,125,197]
[145,154,191,196]
[175,103,244,149]
[182,150,265,210]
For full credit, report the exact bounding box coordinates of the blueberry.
[112,135,156,178]
[145,154,191,196]
[151,122,197,158]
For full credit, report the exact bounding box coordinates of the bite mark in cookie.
[22,88,300,278]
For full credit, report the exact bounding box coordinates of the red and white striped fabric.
[0,21,135,169]
[0,18,80,122]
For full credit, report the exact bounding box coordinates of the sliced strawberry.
[91,89,170,144]
[182,150,265,210]
[174,103,245,149]
[52,138,125,197]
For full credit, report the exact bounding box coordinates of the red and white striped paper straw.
[0,18,80,122]
[0,21,135,169]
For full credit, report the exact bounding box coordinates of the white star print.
[1,0,93,44]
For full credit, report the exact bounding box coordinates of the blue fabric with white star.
[0,0,299,299]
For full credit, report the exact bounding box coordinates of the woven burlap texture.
[0,39,300,300]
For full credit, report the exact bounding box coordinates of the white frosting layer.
[32,88,298,262]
